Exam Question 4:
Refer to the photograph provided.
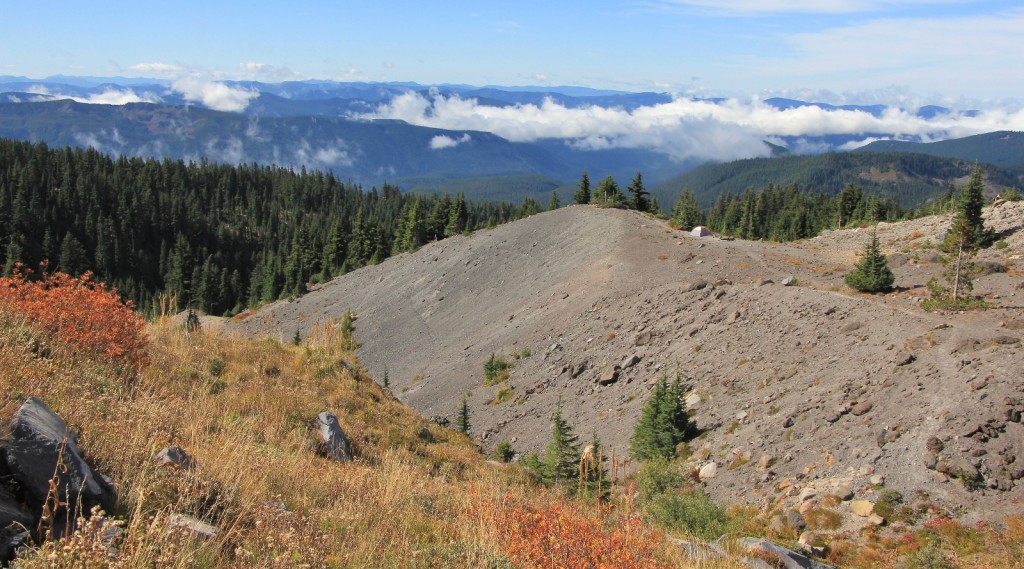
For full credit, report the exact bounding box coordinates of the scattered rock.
[992,335,1021,345]
[316,411,353,463]
[926,436,944,455]
[868,514,886,526]
[155,446,195,470]
[699,462,718,481]
[634,331,654,346]
[869,474,885,486]
[758,277,774,286]
[682,280,708,293]
[841,321,863,333]
[786,510,807,531]
[781,276,797,286]
[620,354,641,369]
[597,365,621,386]
[894,351,916,366]
[757,453,774,471]
[168,513,219,540]
[737,537,836,569]
[685,393,702,408]
[850,500,875,517]
[850,402,873,416]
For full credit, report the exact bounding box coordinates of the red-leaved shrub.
[0,264,146,367]
[469,493,671,569]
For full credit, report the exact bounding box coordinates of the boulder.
[699,462,718,481]
[316,411,353,463]
[597,365,620,386]
[0,495,32,564]
[620,355,641,370]
[737,537,836,569]
[1,397,116,524]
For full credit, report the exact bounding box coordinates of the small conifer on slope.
[845,229,895,293]
[630,373,693,461]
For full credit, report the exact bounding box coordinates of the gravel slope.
[227,202,1024,524]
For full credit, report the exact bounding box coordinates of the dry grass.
[4,303,1024,568]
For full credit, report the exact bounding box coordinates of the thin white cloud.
[171,77,258,112]
[429,133,471,150]
[358,90,1024,162]
[238,62,305,82]
[25,84,159,105]
[131,62,183,74]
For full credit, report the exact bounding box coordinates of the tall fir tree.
[627,171,649,212]
[944,164,995,251]
[670,188,705,231]
[542,399,581,484]
[547,190,561,211]
[455,397,471,435]
[573,171,591,204]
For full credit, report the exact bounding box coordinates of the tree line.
[0,138,538,316]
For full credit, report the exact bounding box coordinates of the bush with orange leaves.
[0,264,146,368]
[469,492,672,569]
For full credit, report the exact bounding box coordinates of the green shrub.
[491,441,515,462]
[636,459,731,540]
[483,353,511,385]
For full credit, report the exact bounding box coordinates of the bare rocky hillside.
[227,201,1024,526]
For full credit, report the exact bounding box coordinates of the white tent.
[690,226,713,237]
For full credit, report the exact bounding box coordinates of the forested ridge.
[0,138,533,315]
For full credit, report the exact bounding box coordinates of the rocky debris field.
[227,201,1024,532]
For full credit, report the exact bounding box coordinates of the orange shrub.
[0,264,147,367]
[470,493,671,569]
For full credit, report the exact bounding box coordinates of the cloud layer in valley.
[359,90,1024,162]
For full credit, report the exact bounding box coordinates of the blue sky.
[3,0,1023,104]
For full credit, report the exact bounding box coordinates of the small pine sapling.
[845,229,895,292]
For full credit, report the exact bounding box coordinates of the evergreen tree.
[455,397,471,435]
[547,190,560,211]
[627,171,649,212]
[594,175,624,207]
[518,197,543,218]
[845,229,895,292]
[444,194,468,237]
[944,164,995,251]
[573,171,591,204]
[929,216,979,303]
[542,399,581,484]
[631,372,693,461]
[670,189,705,231]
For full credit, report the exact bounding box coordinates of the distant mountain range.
[1,76,1021,206]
